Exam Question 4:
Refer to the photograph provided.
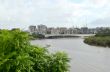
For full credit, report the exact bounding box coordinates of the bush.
[95,34,110,37]
[31,33,45,39]
[0,29,70,72]
[84,36,110,47]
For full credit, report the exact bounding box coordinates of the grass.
[84,36,110,47]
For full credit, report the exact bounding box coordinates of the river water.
[31,38,110,72]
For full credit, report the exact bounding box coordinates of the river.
[31,38,110,72]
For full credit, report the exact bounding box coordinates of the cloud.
[91,0,109,7]
[0,0,110,29]
[90,17,110,27]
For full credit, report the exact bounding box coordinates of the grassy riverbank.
[0,29,70,72]
[84,36,110,47]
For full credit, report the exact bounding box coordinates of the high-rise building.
[29,25,37,34]
[58,27,67,34]
[67,28,73,34]
[37,24,47,35]
[81,27,89,34]
[47,28,53,34]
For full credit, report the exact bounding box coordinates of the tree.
[32,33,45,39]
[0,29,70,72]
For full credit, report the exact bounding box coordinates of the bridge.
[45,34,95,39]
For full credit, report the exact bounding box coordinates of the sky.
[0,0,110,30]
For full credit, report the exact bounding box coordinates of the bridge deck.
[45,34,95,38]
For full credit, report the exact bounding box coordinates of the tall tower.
[85,16,88,27]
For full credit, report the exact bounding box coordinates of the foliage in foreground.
[84,36,110,47]
[0,29,70,72]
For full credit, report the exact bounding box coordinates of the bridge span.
[45,34,95,39]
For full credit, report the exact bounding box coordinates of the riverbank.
[31,38,110,72]
[46,35,80,39]
[84,36,110,47]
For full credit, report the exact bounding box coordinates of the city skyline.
[0,0,110,30]
[29,24,108,35]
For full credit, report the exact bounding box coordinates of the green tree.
[0,29,70,72]
[31,33,45,39]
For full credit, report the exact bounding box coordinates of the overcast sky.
[0,0,110,30]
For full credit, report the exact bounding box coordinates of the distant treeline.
[29,33,45,40]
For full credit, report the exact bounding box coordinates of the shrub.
[84,36,110,47]
[0,29,70,72]
[31,33,45,39]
